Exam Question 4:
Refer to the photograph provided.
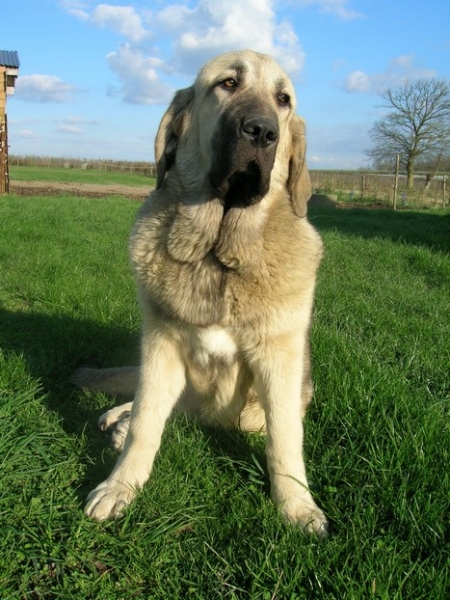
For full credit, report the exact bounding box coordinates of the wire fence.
[9,155,157,177]
[8,155,449,208]
[310,171,449,208]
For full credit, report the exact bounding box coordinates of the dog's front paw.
[85,479,136,521]
[279,498,329,536]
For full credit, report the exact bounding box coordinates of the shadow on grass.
[0,307,141,491]
[0,307,270,501]
[309,205,450,253]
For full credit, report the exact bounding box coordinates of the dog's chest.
[188,326,237,367]
[184,326,238,393]
[130,198,314,329]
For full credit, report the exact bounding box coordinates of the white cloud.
[162,0,305,75]
[58,124,82,134]
[62,1,150,41]
[392,55,413,68]
[15,75,80,103]
[91,4,149,42]
[344,70,371,93]
[155,4,193,32]
[293,0,363,20]
[106,43,173,105]
[60,0,90,20]
[332,58,348,72]
[17,129,35,139]
[343,55,436,94]
[62,115,101,125]
[55,116,100,134]
[65,0,306,104]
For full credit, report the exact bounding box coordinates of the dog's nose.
[241,116,278,148]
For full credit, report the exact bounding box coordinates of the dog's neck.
[167,202,268,269]
[157,162,272,270]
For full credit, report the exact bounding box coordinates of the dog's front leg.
[85,332,186,521]
[254,337,328,535]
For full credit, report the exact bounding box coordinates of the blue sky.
[2,0,449,168]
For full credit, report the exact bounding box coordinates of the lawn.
[9,165,155,187]
[0,195,449,598]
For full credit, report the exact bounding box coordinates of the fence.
[310,170,448,208]
[7,155,450,208]
[9,155,157,178]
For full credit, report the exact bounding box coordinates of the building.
[0,50,20,194]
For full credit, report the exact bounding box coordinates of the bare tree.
[367,79,450,188]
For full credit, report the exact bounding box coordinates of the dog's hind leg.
[72,366,139,452]
[71,366,139,397]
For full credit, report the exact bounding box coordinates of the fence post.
[443,176,447,209]
[393,153,400,210]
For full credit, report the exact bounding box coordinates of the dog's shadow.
[309,204,450,253]
[0,307,269,504]
[0,307,138,491]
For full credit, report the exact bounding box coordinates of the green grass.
[9,165,155,187]
[0,195,449,598]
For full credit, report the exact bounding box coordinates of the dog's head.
[155,50,311,217]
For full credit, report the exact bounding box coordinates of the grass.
[0,194,449,598]
[9,165,155,187]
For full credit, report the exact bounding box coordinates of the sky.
[1,0,449,169]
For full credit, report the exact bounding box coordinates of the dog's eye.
[278,93,291,107]
[219,78,237,91]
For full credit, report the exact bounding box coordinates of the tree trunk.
[406,154,414,189]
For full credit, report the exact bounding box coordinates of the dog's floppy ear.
[288,116,312,217]
[155,86,195,189]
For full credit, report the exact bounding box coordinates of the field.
[0,189,449,598]
[8,163,450,208]
[9,165,155,200]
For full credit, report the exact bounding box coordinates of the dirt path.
[9,180,152,200]
[9,182,391,210]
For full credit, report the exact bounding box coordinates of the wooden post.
[443,176,447,209]
[361,174,366,200]
[0,66,6,195]
[393,153,400,210]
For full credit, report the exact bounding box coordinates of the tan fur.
[74,50,327,535]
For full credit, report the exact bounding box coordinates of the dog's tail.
[71,366,139,397]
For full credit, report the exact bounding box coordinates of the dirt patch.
[336,201,391,210]
[9,181,393,210]
[9,180,152,200]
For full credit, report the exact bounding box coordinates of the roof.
[0,50,20,68]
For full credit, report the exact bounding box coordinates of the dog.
[73,50,327,535]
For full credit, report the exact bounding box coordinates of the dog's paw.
[85,479,136,521]
[109,417,130,452]
[98,405,131,431]
[279,498,329,536]
[98,405,131,452]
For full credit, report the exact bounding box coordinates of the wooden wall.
[1,66,9,194]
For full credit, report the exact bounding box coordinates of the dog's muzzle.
[209,109,279,209]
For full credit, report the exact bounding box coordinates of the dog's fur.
[73,50,327,534]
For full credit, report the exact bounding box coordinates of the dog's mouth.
[212,160,268,211]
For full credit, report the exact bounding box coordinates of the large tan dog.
[74,50,327,535]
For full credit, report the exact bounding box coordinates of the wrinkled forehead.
[196,50,297,108]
